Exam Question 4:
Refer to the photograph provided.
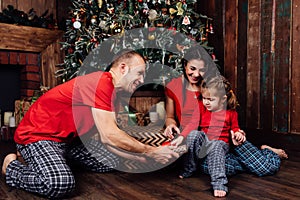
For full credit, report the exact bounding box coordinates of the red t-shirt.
[14,71,116,145]
[181,105,240,144]
[165,77,201,129]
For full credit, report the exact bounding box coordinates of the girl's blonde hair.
[201,75,239,110]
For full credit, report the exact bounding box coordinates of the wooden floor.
[1,130,300,200]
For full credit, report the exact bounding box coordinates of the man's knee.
[43,173,76,198]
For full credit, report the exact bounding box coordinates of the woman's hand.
[163,124,181,139]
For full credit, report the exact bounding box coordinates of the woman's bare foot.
[261,145,288,159]
[214,190,227,197]
[2,153,17,175]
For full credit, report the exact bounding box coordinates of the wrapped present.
[15,100,32,125]
[135,112,151,126]
[123,125,168,147]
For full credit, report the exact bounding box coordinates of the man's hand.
[145,146,179,164]
[170,135,184,147]
[163,124,180,139]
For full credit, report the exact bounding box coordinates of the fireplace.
[0,50,41,123]
[0,50,41,97]
[0,23,64,128]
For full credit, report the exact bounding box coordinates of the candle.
[9,116,16,127]
[156,101,166,120]
[4,112,13,126]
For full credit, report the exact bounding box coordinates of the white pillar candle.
[149,112,159,123]
[9,116,16,127]
[156,101,166,120]
[4,112,13,126]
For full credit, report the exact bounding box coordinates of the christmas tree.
[57,0,216,83]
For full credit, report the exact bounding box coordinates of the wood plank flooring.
[1,131,300,199]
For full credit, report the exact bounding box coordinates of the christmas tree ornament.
[110,22,124,35]
[148,33,155,40]
[161,7,168,15]
[73,20,81,29]
[91,16,97,24]
[144,21,149,28]
[148,9,158,21]
[169,8,177,15]
[97,0,103,8]
[107,4,115,14]
[211,54,216,60]
[206,19,210,32]
[209,22,214,33]
[176,2,184,15]
[182,15,190,25]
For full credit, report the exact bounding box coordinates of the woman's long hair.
[181,45,219,105]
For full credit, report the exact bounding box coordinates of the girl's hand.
[231,130,246,146]
[163,124,180,139]
[170,135,184,147]
[235,131,246,143]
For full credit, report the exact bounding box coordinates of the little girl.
[171,75,246,197]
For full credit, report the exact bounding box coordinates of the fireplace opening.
[0,64,21,114]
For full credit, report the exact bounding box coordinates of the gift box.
[15,100,32,125]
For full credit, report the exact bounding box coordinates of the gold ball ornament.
[148,34,155,40]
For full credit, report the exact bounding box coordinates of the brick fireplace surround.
[0,50,40,99]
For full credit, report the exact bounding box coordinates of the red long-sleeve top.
[180,102,240,144]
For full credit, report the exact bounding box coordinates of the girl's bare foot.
[261,145,288,159]
[214,190,227,197]
[2,153,17,175]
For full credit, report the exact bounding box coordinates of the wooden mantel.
[0,23,65,88]
[0,23,64,52]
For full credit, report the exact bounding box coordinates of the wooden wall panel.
[16,0,32,13]
[246,0,261,128]
[273,0,291,133]
[291,0,300,134]
[236,0,248,128]
[260,0,274,131]
[41,37,64,88]
[224,0,238,90]
[1,0,16,10]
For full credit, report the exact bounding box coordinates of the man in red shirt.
[2,50,179,198]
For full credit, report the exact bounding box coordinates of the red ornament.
[71,18,76,23]
[212,54,216,60]
[68,48,74,54]
[148,27,156,32]
[138,0,143,2]
[90,38,97,42]
[210,23,214,33]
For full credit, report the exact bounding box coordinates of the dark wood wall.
[202,0,300,134]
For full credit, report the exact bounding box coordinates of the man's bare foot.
[214,190,227,197]
[2,154,17,175]
[261,145,288,159]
